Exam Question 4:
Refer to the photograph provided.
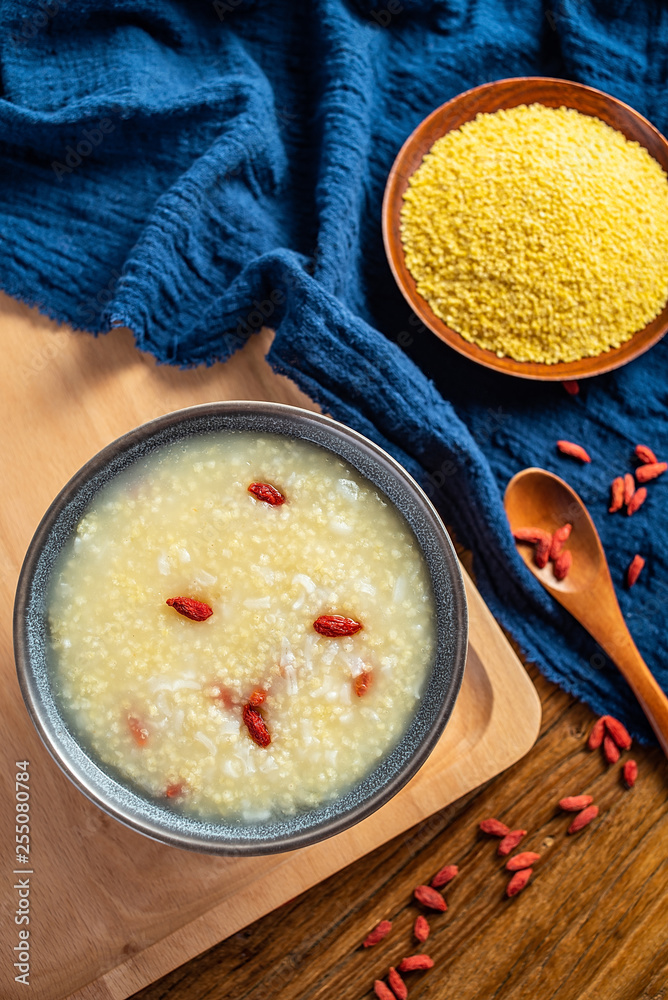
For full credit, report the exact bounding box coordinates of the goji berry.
[413,885,446,911]
[603,735,620,764]
[627,487,647,516]
[635,462,667,483]
[506,851,541,871]
[559,795,593,811]
[313,615,363,637]
[587,717,606,750]
[549,523,572,560]
[604,716,632,751]
[248,482,285,505]
[553,549,572,581]
[354,670,373,697]
[623,473,635,506]
[398,955,434,972]
[623,759,638,788]
[513,527,551,545]
[567,804,599,834]
[506,868,532,897]
[431,864,458,889]
[626,554,645,587]
[414,915,430,943]
[363,919,392,948]
[635,444,658,465]
[242,704,271,747]
[498,829,527,856]
[388,967,408,1000]
[608,477,625,513]
[128,715,149,746]
[166,596,213,621]
[535,533,551,569]
[479,818,510,837]
[557,440,591,463]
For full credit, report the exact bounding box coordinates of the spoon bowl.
[505,467,668,756]
[505,468,602,592]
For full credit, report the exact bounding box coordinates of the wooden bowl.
[382,77,668,380]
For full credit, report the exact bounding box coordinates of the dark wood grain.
[131,656,668,1000]
[382,76,668,381]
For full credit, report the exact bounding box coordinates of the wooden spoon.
[504,467,668,755]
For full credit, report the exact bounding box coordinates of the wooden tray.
[0,295,541,1000]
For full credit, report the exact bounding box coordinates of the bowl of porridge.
[14,402,468,854]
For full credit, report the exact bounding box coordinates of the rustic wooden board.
[0,294,540,1000]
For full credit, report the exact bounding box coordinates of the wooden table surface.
[3,294,666,1000]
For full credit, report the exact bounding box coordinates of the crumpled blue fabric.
[1,0,666,742]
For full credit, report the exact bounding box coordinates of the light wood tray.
[0,295,541,1000]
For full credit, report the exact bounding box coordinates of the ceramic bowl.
[14,401,468,854]
[383,76,668,380]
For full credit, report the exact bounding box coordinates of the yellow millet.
[400,103,668,364]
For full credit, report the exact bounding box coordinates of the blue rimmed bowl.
[14,401,467,855]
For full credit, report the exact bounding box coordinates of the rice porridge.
[47,432,436,822]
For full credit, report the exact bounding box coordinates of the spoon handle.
[600,630,668,757]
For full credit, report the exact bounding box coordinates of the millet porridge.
[47,431,436,822]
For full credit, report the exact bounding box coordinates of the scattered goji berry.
[354,670,373,697]
[431,864,458,889]
[627,487,647,516]
[313,614,363,637]
[553,549,572,581]
[166,596,213,621]
[242,703,271,747]
[567,804,599,834]
[373,980,395,1000]
[549,523,572,560]
[479,818,510,837]
[363,919,392,948]
[248,688,267,707]
[608,476,625,513]
[388,967,408,1000]
[128,715,149,746]
[623,473,635,507]
[635,462,667,483]
[414,915,430,943]
[587,716,606,750]
[562,380,580,395]
[398,955,434,972]
[557,440,591,463]
[413,885,446,911]
[535,533,551,569]
[559,795,593,811]
[626,554,645,587]
[635,444,658,465]
[506,868,532,897]
[165,782,184,798]
[513,527,551,545]
[603,735,620,764]
[248,482,285,505]
[506,851,541,871]
[604,715,632,751]
[623,759,638,788]
[498,829,527,856]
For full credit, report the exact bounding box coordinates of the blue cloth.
[1,0,666,742]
